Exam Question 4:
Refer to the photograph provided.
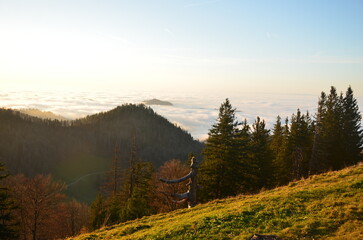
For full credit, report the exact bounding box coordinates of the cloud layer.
[1,90,361,141]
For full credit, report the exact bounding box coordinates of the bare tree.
[6,174,66,240]
[152,159,189,212]
[62,200,89,237]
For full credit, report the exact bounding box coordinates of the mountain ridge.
[17,108,69,120]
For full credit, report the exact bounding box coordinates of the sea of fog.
[1,89,361,140]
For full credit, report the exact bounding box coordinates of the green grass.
[69,163,363,240]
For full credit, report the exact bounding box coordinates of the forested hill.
[0,104,202,201]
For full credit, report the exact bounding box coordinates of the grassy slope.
[70,164,363,240]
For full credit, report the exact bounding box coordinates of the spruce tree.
[122,162,154,221]
[310,88,343,173]
[105,194,122,226]
[270,116,283,157]
[310,92,328,174]
[200,99,244,200]
[270,116,289,186]
[89,193,106,231]
[102,145,123,226]
[236,119,255,193]
[249,117,273,190]
[289,109,313,179]
[0,162,18,239]
[119,136,155,221]
[324,87,345,170]
[310,86,361,174]
[342,86,362,166]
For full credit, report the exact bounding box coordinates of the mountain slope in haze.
[69,164,363,240]
[0,104,203,202]
[143,98,173,106]
[18,108,69,120]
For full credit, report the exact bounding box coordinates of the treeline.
[199,86,362,202]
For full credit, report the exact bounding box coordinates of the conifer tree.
[310,92,328,174]
[270,116,290,186]
[104,194,122,226]
[89,193,106,231]
[122,162,154,221]
[236,119,256,193]
[102,144,123,226]
[249,117,273,190]
[310,86,361,174]
[279,117,292,184]
[324,87,345,170]
[97,143,135,227]
[0,162,18,240]
[289,109,313,179]
[200,99,244,200]
[117,136,155,221]
[342,86,362,166]
[270,116,283,158]
[310,88,343,173]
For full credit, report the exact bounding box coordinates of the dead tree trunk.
[160,157,198,208]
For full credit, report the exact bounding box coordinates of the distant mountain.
[18,108,68,120]
[0,105,202,202]
[143,98,173,106]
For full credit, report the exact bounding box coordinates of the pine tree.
[279,117,292,184]
[270,116,283,157]
[104,194,122,226]
[289,109,313,179]
[270,116,288,186]
[102,144,123,226]
[122,162,154,221]
[324,87,345,170]
[236,119,256,193]
[0,162,18,239]
[200,99,244,200]
[310,87,343,173]
[89,193,106,231]
[310,86,361,174]
[249,117,273,190]
[117,136,155,221]
[310,91,328,174]
[342,86,362,166]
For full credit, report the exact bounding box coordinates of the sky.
[1,0,363,96]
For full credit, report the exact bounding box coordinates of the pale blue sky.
[1,0,363,96]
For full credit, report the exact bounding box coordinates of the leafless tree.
[151,159,189,212]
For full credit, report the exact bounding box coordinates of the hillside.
[18,108,69,120]
[69,164,363,240]
[0,105,202,202]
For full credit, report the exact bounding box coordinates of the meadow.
[69,163,363,240]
